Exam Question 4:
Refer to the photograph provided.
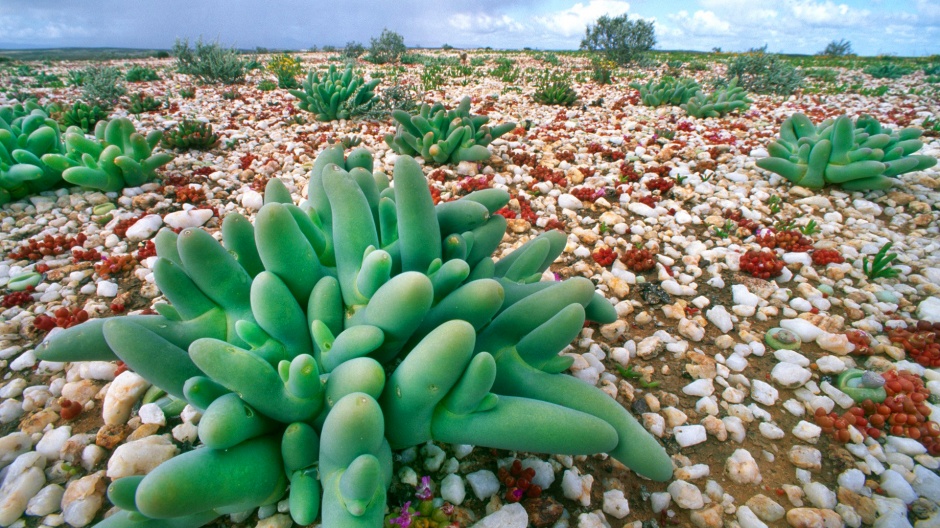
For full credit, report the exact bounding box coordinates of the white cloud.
[667,9,733,36]
[449,13,525,33]
[533,0,632,37]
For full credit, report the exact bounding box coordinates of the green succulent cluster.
[37,145,672,528]
[127,92,161,115]
[42,118,174,192]
[0,104,67,205]
[756,113,937,191]
[533,80,578,107]
[59,101,109,133]
[681,77,752,118]
[288,65,380,121]
[125,65,161,82]
[161,119,219,151]
[385,96,515,164]
[863,62,912,79]
[630,76,700,107]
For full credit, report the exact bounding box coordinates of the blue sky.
[1,0,937,56]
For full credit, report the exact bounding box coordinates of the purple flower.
[416,476,433,501]
[389,501,414,527]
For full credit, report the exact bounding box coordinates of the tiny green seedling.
[800,219,820,236]
[767,195,781,215]
[712,220,735,239]
[863,241,901,281]
[615,364,660,389]
[675,174,688,185]
[773,219,796,232]
[599,222,609,235]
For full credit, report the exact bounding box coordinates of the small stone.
[682,378,715,397]
[880,469,917,504]
[650,491,671,513]
[746,494,785,522]
[789,446,822,470]
[917,297,940,323]
[96,280,119,297]
[736,505,768,528]
[107,435,179,479]
[557,194,583,210]
[913,465,940,503]
[690,503,724,528]
[726,449,762,484]
[102,371,151,426]
[674,425,707,447]
[561,469,593,507]
[791,421,822,443]
[602,489,630,519]
[61,470,107,527]
[163,208,213,230]
[750,379,779,406]
[667,480,704,509]
[802,482,836,509]
[25,483,64,517]
[523,496,564,527]
[472,503,528,528]
[674,464,710,481]
[0,452,46,526]
[771,362,812,388]
[124,214,163,241]
[466,470,500,500]
[441,473,466,506]
[886,436,927,456]
[706,305,734,333]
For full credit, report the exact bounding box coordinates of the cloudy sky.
[1,0,937,56]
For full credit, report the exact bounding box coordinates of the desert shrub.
[818,39,853,57]
[154,50,170,59]
[367,29,406,64]
[590,57,615,84]
[125,65,160,82]
[864,62,912,79]
[580,14,656,66]
[322,45,337,53]
[81,66,126,107]
[725,46,802,95]
[266,53,303,89]
[173,37,246,85]
[343,41,365,59]
[804,68,838,83]
[258,79,277,91]
[923,63,940,76]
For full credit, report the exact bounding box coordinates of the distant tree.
[441,43,454,51]
[580,14,656,66]
[368,29,406,64]
[818,39,854,57]
[322,45,337,53]
[343,41,365,59]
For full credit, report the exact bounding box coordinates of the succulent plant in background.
[41,117,174,192]
[863,62,912,79]
[681,77,752,118]
[127,92,161,115]
[288,64,380,121]
[0,104,67,205]
[385,96,515,164]
[37,145,672,527]
[757,113,937,191]
[630,76,700,107]
[161,119,220,151]
[125,65,161,82]
[532,76,578,107]
[59,101,109,133]
[266,52,304,89]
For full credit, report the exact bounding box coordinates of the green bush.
[258,79,277,91]
[923,63,940,76]
[757,113,937,191]
[154,50,171,59]
[818,39,853,57]
[161,119,219,150]
[173,37,246,85]
[59,101,109,133]
[804,68,838,83]
[488,57,519,83]
[385,96,515,164]
[368,29,406,64]
[630,76,700,106]
[126,65,160,82]
[266,53,303,89]
[864,62,912,79]
[288,65,380,121]
[590,57,615,84]
[580,14,656,66]
[127,92,161,115]
[533,73,578,106]
[725,46,802,95]
[343,41,365,59]
[81,66,126,107]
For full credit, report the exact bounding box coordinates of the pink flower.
[416,476,433,501]
[389,502,414,527]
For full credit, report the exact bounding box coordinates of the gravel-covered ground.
[2,50,940,528]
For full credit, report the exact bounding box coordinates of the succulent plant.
[127,92,161,115]
[37,145,672,527]
[681,77,751,118]
[630,76,700,107]
[41,118,174,192]
[125,65,161,82]
[385,96,515,164]
[533,80,578,106]
[59,101,109,133]
[288,65,380,121]
[0,105,67,205]
[161,119,219,150]
[756,113,937,191]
